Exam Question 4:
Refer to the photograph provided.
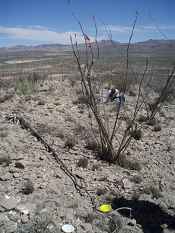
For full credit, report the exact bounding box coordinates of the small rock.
[0,195,21,210]
[47,223,58,232]
[153,124,161,132]
[15,162,25,169]
[54,101,61,106]
[13,173,20,178]
[39,156,45,161]
[9,168,18,173]
[37,100,45,105]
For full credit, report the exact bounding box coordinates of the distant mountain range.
[0,39,175,54]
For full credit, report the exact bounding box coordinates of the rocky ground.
[0,76,175,233]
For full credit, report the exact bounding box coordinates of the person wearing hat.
[105,88,125,108]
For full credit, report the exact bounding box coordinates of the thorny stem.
[123,12,138,94]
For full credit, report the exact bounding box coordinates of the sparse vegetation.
[15,72,46,95]
[153,124,162,132]
[0,9,175,233]
[71,14,151,163]
[16,212,57,233]
[143,185,162,199]
[85,139,99,151]
[21,179,34,195]
[130,128,142,140]
[143,67,175,121]
[0,93,14,103]
[64,135,77,149]
[77,158,88,168]
[119,154,142,171]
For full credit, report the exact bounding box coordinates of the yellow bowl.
[98,204,112,213]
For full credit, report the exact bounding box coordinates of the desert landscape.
[0,37,175,233]
[0,1,175,232]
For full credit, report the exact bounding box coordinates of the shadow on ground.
[112,197,175,233]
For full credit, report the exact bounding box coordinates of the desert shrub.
[96,188,107,196]
[0,93,14,103]
[130,128,142,140]
[77,158,88,168]
[71,15,152,163]
[16,212,57,233]
[85,139,99,151]
[74,122,86,136]
[91,164,100,171]
[146,118,157,126]
[153,124,161,132]
[130,175,142,184]
[15,72,46,95]
[21,179,34,195]
[143,185,162,199]
[145,67,175,120]
[137,115,148,123]
[119,154,142,171]
[15,78,34,95]
[54,129,65,139]
[64,135,77,149]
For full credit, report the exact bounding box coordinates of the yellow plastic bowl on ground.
[98,204,112,213]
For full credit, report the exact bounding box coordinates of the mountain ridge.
[1,39,175,50]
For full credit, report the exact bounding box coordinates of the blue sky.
[0,0,175,46]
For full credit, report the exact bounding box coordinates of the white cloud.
[0,24,174,46]
[101,25,132,33]
[100,24,175,34]
[0,26,94,44]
